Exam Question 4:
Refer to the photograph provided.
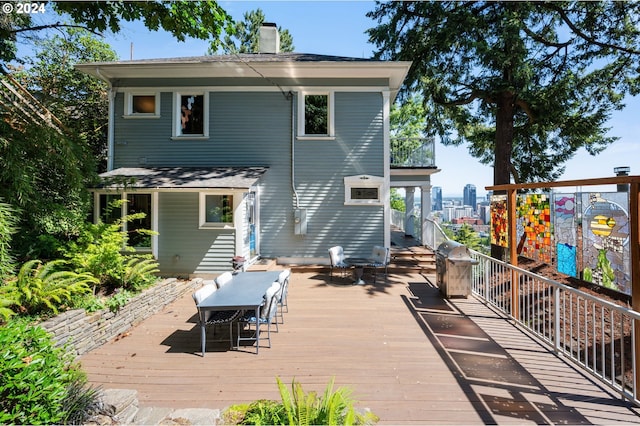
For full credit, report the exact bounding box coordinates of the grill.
[435,240,478,298]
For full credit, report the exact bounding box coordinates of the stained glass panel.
[554,194,577,277]
[490,195,508,248]
[581,192,630,295]
[516,193,553,263]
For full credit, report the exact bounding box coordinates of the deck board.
[79,270,640,424]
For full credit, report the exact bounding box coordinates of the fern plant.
[6,259,97,315]
[0,285,19,322]
[122,255,160,291]
[223,377,379,425]
[277,377,377,425]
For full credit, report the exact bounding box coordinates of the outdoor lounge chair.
[276,268,291,324]
[328,246,349,282]
[192,284,244,351]
[215,271,233,288]
[236,281,281,353]
[368,245,390,283]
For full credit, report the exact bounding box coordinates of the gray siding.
[157,192,235,275]
[113,91,290,168]
[263,92,385,259]
[113,89,385,269]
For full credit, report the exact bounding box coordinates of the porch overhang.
[96,167,268,190]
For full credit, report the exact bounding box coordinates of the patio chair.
[215,271,233,288]
[368,245,390,283]
[328,246,349,282]
[276,269,291,324]
[192,284,244,351]
[236,281,281,353]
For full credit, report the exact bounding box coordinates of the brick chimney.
[259,23,280,54]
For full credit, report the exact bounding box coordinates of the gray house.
[77,29,415,276]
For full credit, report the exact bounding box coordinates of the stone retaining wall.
[40,278,201,357]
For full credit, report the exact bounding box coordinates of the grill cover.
[437,240,473,261]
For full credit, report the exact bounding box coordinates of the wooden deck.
[79,268,640,424]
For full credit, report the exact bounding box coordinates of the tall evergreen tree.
[20,28,118,172]
[217,8,294,54]
[367,1,640,185]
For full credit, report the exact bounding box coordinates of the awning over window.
[97,167,268,190]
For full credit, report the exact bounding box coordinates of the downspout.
[290,91,300,208]
[95,67,115,171]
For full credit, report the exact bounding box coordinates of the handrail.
[421,217,450,250]
[469,249,640,406]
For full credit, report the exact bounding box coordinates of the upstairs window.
[173,92,209,138]
[305,94,327,134]
[298,91,334,139]
[124,93,160,118]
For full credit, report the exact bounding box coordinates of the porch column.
[405,186,416,237]
[420,185,432,241]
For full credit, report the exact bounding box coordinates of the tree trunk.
[494,90,515,185]
[491,90,516,260]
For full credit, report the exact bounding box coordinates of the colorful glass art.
[516,193,553,263]
[490,195,508,248]
[581,192,630,295]
[554,194,577,277]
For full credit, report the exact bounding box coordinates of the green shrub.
[71,293,105,313]
[0,320,101,424]
[64,202,159,293]
[223,377,379,425]
[64,219,130,288]
[106,289,132,313]
[5,259,97,316]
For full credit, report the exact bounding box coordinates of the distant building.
[432,186,442,211]
[452,217,484,225]
[464,184,477,211]
[478,204,491,224]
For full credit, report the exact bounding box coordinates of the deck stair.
[388,225,436,275]
[388,245,436,275]
[249,227,437,277]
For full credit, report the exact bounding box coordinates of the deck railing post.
[630,181,639,400]
[554,286,561,353]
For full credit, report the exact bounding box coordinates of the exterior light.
[614,166,630,176]
[614,166,630,192]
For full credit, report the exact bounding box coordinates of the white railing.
[421,217,450,250]
[390,209,405,231]
[390,137,436,168]
[469,250,640,406]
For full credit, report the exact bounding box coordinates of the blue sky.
[21,0,639,197]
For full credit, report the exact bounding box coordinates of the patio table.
[196,270,282,356]
[345,257,370,285]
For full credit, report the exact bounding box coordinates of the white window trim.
[344,175,385,206]
[93,191,157,256]
[123,92,160,118]
[172,92,209,139]
[297,90,335,140]
[198,191,239,229]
